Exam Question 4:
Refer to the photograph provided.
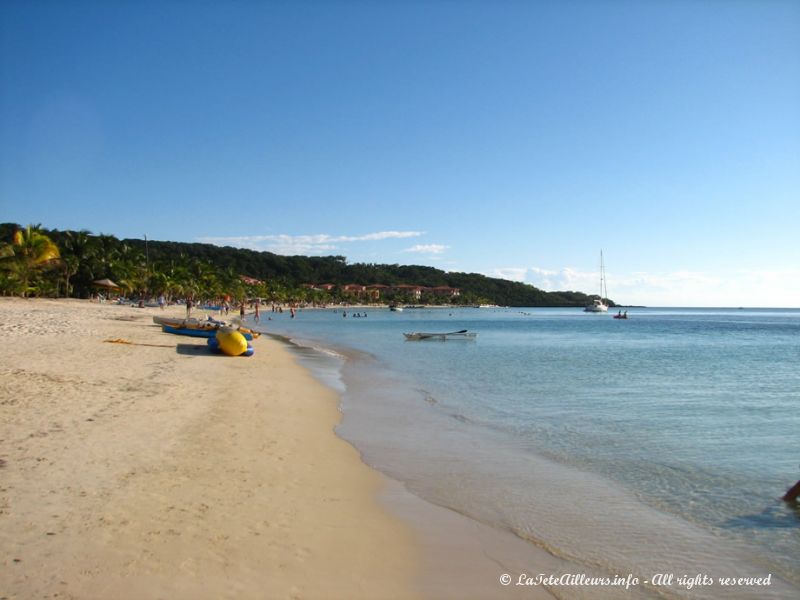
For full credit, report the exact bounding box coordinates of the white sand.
[0,298,417,599]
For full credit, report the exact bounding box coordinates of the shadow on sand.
[176,343,209,356]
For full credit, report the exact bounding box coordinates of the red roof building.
[431,286,461,297]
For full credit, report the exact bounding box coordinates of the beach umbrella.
[92,278,120,289]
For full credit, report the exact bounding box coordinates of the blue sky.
[1,0,798,306]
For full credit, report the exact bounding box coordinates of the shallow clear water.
[254,307,800,597]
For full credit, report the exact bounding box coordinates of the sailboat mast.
[600,251,607,302]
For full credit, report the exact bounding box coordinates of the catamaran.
[584,251,609,312]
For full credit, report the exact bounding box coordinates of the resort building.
[340,284,367,299]
[391,285,425,300]
[239,275,263,286]
[430,286,461,298]
[366,284,391,301]
[304,283,337,292]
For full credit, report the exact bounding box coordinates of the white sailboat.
[584,251,609,313]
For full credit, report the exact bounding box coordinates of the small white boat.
[389,304,404,312]
[403,329,477,341]
[585,298,608,313]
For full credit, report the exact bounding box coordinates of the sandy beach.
[0,298,418,600]
[0,298,570,600]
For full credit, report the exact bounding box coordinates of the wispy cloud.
[198,231,424,255]
[489,265,800,307]
[613,268,800,307]
[403,244,449,255]
[492,266,588,292]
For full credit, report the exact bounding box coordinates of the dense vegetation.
[0,223,612,307]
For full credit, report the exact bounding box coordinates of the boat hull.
[584,305,608,313]
[403,332,477,341]
[153,316,222,329]
[162,325,255,340]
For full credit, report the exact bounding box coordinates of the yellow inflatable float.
[215,328,249,356]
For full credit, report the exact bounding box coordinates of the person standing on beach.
[186,297,193,318]
[240,302,246,319]
[254,301,260,322]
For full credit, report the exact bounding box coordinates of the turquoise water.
[253,307,799,598]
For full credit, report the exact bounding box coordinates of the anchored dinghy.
[403,329,477,341]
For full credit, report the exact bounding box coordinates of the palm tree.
[114,243,147,297]
[169,262,198,301]
[91,234,120,281]
[59,229,94,297]
[0,243,23,296]
[147,270,170,298]
[0,225,61,297]
[266,281,290,305]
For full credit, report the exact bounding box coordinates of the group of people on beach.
[180,296,303,322]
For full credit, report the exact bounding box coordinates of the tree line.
[0,223,610,307]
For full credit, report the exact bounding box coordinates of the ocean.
[250,307,799,599]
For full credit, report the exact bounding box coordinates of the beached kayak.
[162,325,257,340]
[154,316,259,338]
[152,316,222,329]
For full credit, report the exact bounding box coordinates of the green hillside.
[1,223,612,307]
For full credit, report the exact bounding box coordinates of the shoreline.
[5,299,797,599]
[0,298,418,599]
[274,329,654,600]
[259,309,799,600]
[269,333,564,600]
